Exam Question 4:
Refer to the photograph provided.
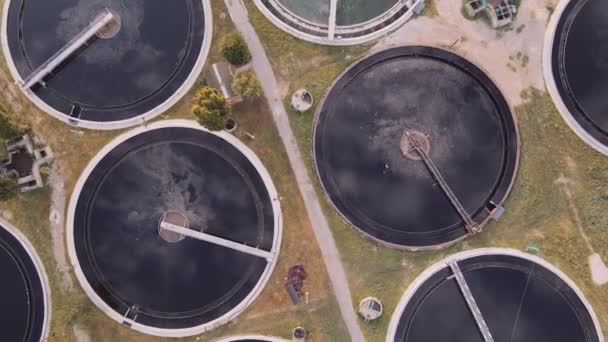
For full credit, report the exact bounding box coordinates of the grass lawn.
[0,0,348,340]
[245,3,608,341]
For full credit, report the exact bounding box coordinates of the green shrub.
[222,32,252,66]
[192,87,231,131]
[232,69,262,99]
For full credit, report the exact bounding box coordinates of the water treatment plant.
[1,0,212,129]
[0,0,607,341]
[314,47,519,249]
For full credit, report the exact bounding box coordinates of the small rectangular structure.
[448,260,495,342]
[1,134,53,192]
[464,0,516,28]
[19,8,115,89]
[206,62,242,105]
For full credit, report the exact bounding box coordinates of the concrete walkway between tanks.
[223,0,366,341]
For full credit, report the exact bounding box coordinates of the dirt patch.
[564,155,578,174]
[376,0,550,106]
[278,79,291,99]
[589,254,608,286]
[73,325,92,342]
[1,209,14,220]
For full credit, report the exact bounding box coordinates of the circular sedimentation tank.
[254,0,418,45]
[0,218,50,342]
[545,0,608,155]
[314,46,519,249]
[387,249,603,342]
[2,0,212,129]
[67,120,282,337]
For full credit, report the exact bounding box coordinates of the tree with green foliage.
[222,32,251,66]
[232,69,262,100]
[0,178,18,202]
[192,87,231,131]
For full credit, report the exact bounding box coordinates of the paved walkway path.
[223,1,365,340]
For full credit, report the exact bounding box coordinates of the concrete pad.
[589,254,608,286]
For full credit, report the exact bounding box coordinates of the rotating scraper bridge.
[159,221,274,261]
[404,130,482,235]
[18,8,116,90]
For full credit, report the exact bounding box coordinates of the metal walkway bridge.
[448,259,495,342]
[159,222,274,261]
[404,130,481,235]
[18,8,115,90]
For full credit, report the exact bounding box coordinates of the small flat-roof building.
[464,0,517,28]
[0,134,53,192]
